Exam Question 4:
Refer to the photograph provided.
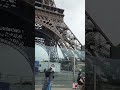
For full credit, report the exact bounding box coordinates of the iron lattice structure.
[85,11,119,90]
[0,0,34,70]
[85,11,113,58]
[35,0,82,61]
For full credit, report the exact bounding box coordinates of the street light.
[71,52,78,83]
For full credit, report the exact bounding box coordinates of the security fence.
[86,55,120,90]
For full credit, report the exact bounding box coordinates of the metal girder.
[0,0,16,8]
[85,11,113,58]
[0,0,34,70]
[35,1,82,61]
[35,26,59,61]
[0,26,34,69]
[36,0,56,7]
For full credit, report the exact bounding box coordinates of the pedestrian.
[81,81,85,90]
[77,71,85,90]
[42,64,55,90]
[80,77,85,90]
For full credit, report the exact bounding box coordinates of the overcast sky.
[55,0,85,45]
[35,0,85,59]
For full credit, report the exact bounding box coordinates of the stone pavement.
[35,86,79,90]
[35,87,73,90]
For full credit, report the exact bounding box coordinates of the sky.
[54,0,85,45]
[35,0,85,59]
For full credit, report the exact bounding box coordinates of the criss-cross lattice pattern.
[35,1,82,61]
[85,11,113,58]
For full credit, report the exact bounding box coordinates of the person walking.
[42,64,55,90]
[77,71,85,90]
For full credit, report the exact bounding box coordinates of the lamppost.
[48,51,50,69]
[73,53,77,82]
[73,55,76,82]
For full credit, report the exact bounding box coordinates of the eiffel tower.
[35,0,82,61]
[85,11,115,90]
[0,0,35,71]
[85,11,113,58]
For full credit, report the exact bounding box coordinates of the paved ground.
[35,71,80,90]
[35,85,80,90]
[35,87,73,90]
[35,86,80,90]
[35,71,79,88]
